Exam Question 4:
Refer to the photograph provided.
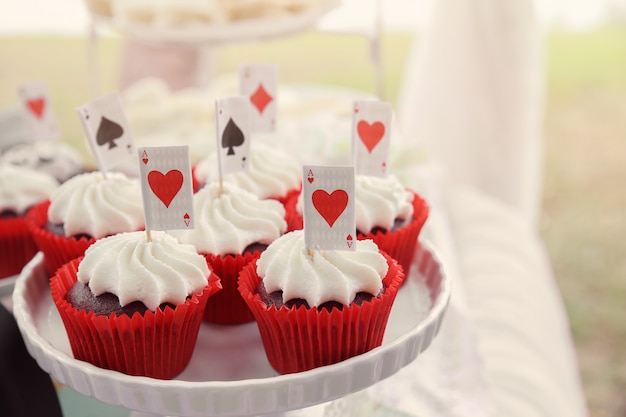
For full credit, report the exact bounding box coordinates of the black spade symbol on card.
[221,118,244,156]
[96,116,124,150]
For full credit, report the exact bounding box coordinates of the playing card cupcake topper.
[77,92,134,175]
[215,96,251,193]
[303,165,356,252]
[137,146,194,241]
[239,63,278,133]
[17,80,60,141]
[352,100,392,177]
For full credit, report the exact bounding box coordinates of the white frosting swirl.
[194,142,301,200]
[169,182,286,255]
[257,230,388,306]
[354,175,414,232]
[48,171,144,238]
[0,141,83,182]
[77,231,210,310]
[0,164,59,214]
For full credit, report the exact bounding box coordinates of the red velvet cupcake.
[286,174,429,278]
[169,181,287,324]
[238,230,404,374]
[0,164,58,278]
[50,231,221,379]
[27,171,144,276]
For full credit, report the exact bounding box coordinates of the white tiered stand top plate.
[12,241,450,417]
[90,1,341,45]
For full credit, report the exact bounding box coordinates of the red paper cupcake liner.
[273,186,302,207]
[284,192,303,232]
[238,252,404,374]
[357,191,429,280]
[26,200,95,277]
[50,257,221,380]
[0,216,39,278]
[204,251,261,324]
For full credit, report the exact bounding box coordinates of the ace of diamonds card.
[239,63,278,133]
[352,100,392,177]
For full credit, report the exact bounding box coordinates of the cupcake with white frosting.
[353,175,429,279]
[0,140,84,183]
[50,231,221,379]
[193,142,302,205]
[287,174,429,278]
[0,164,58,278]
[26,171,145,276]
[169,181,287,324]
[238,230,404,374]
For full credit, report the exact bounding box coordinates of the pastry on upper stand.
[0,164,58,278]
[238,229,404,374]
[50,230,221,379]
[26,171,144,276]
[168,181,287,324]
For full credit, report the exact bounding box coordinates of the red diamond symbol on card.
[250,84,273,114]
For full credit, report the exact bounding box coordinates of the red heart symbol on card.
[312,189,348,228]
[148,170,183,208]
[357,120,385,153]
[27,97,46,119]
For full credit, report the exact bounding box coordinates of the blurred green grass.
[1,25,625,417]
[542,24,626,417]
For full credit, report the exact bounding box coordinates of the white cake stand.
[88,1,341,46]
[12,241,450,417]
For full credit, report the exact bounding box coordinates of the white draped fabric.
[396,0,545,226]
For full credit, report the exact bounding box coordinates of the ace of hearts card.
[352,100,392,177]
[137,146,194,232]
[303,165,356,251]
[17,81,60,141]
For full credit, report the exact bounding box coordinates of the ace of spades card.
[17,81,60,141]
[137,146,194,231]
[303,165,356,251]
[239,63,278,133]
[215,96,251,177]
[352,100,392,177]
[77,92,134,173]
